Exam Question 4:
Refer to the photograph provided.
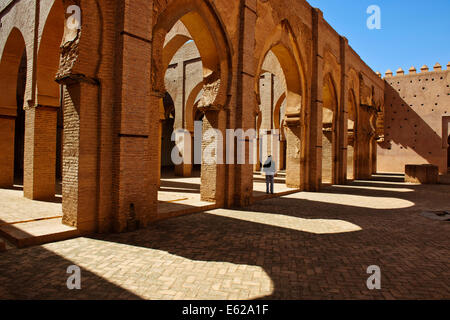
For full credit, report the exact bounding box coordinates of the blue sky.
[307,0,450,75]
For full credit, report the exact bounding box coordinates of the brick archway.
[322,72,338,185]
[163,21,192,69]
[0,27,27,188]
[151,0,232,205]
[152,0,232,109]
[24,0,65,200]
[36,0,65,107]
[274,93,287,171]
[255,21,307,189]
[185,81,204,135]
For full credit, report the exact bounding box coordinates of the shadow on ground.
[90,175,450,299]
[1,175,449,299]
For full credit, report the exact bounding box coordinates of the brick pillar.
[354,118,362,179]
[371,137,377,174]
[175,164,192,177]
[321,127,333,184]
[306,8,325,191]
[23,106,57,200]
[355,107,373,179]
[191,133,195,173]
[337,36,349,184]
[279,139,286,170]
[60,81,99,233]
[254,132,261,172]
[0,113,16,187]
[173,126,193,177]
[157,120,163,188]
[232,0,257,206]
[358,136,372,179]
[347,133,355,180]
[285,124,302,188]
[200,109,226,205]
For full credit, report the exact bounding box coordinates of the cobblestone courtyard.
[0,175,449,300]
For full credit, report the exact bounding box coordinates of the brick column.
[254,127,261,172]
[175,164,193,177]
[278,139,286,170]
[0,111,16,187]
[371,137,377,174]
[23,105,57,200]
[357,136,372,179]
[60,80,99,233]
[355,107,372,179]
[232,0,257,206]
[113,0,156,232]
[347,132,355,179]
[321,126,333,184]
[306,8,325,191]
[285,123,302,188]
[175,160,192,177]
[174,130,193,177]
[337,36,349,184]
[200,109,226,205]
[157,120,163,187]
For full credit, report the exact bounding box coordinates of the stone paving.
[158,171,296,217]
[158,175,216,217]
[0,175,449,299]
[0,187,62,226]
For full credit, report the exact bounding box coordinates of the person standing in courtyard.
[262,155,276,194]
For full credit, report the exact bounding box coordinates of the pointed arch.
[185,80,204,132]
[255,20,306,119]
[0,27,27,188]
[323,72,338,115]
[0,27,27,109]
[273,92,286,131]
[254,20,307,189]
[163,21,193,68]
[348,88,357,128]
[347,68,360,110]
[36,0,65,107]
[163,34,192,68]
[322,72,339,184]
[152,0,232,109]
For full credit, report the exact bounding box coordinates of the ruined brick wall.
[378,64,450,174]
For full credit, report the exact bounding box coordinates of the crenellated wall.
[378,63,450,174]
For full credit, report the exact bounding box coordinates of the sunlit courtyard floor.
[158,172,218,218]
[0,183,68,250]
[0,184,62,225]
[158,170,298,218]
[252,171,299,199]
[0,174,449,299]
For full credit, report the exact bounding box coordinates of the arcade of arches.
[0,0,405,236]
